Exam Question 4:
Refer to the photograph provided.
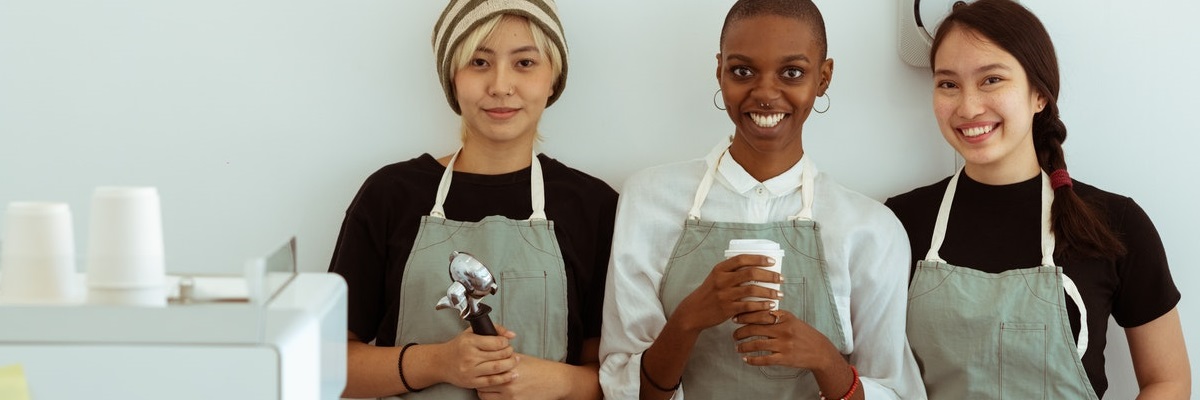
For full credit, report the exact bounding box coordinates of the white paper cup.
[85,187,166,306]
[725,239,783,310]
[0,202,82,305]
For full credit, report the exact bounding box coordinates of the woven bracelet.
[398,343,424,393]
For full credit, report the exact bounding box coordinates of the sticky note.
[0,364,31,400]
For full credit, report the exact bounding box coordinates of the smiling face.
[932,27,1047,182]
[718,14,831,157]
[453,15,557,147]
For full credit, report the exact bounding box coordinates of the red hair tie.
[1050,169,1072,190]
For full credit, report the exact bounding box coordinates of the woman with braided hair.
[885,0,1190,398]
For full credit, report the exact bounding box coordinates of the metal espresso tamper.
[434,251,499,336]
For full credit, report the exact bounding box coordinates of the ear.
[818,58,834,96]
[1035,92,1047,112]
[715,52,723,81]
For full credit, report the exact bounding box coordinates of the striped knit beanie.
[432,0,568,114]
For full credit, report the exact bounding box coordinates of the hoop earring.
[813,92,830,114]
[713,89,726,111]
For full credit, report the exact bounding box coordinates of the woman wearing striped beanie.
[330,1,614,399]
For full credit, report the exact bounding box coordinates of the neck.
[962,133,1042,185]
[963,155,1041,185]
[728,137,804,182]
[441,139,534,175]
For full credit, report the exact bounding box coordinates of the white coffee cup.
[0,202,82,305]
[85,187,166,306]
[724,239,783,310]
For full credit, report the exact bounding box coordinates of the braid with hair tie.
[1034,109,1126,259]
[1050,169,1072,190]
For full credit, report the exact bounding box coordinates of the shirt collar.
[715,150,806,198]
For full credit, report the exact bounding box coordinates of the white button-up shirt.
[599,151,926,399]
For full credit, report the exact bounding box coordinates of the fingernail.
[777,290,784,298]
[779,275,785,282]
[732,316,740,323]
[741,356,749,363]
[767,257,776,265]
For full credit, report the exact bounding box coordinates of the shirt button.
[755,186,766,196]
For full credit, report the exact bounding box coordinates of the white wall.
[1,0,1196,396]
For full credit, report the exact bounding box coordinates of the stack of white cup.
[85,187,167,306]
[0,202,82,305]
[725,239,784,310]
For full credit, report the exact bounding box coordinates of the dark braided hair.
[930,0,1126,260]
[720,0,827,60]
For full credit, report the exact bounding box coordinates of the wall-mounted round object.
[897,0,1007,67]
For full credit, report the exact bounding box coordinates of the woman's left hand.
[732,310,841,371]
[475,354,569,400]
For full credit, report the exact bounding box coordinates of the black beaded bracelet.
[398,342,423,393]
[639,349,682,392]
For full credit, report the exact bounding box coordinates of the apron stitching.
[1041,331,1049,399]
[1019,271,1064,307]
[413,216,435,250]
[669,226,715,260]
[908,262,956,301]
[410,221,464,252]
[516,226,561,258]
[807,229,848,350]
[779,226,822,261]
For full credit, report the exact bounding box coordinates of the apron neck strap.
[430,149,547,221]
[925,168,1055,266]
[1038,171,1055,266]
[687,137,815,221]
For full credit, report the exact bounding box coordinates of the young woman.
[328,1,616,399]
[885,0,1190,398]
[598,1,924,399]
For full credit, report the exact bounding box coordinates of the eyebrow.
[726,53,811,64]
[934,63,1011,77]
[475,45,541,56]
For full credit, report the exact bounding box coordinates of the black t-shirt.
[885,173,1180,397]
[329,153,618,365]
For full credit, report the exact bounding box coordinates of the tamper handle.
[466,303,498,336]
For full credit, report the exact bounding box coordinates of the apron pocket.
[758,278,808,380]
[999,322,1046,399]
[500,270,549,358]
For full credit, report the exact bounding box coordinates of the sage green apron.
[907,169,1097,399]
[658,143,846,399]
[391,150,569,399]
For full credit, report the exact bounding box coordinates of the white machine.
[0,239,347,400]
[897,0,1019,67]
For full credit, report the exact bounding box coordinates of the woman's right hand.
[433,324,521,389]
[673,254,781,333]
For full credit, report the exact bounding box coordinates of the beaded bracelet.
[398,342,424,393]
[819,365,859,400]
[639,349,682,392]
